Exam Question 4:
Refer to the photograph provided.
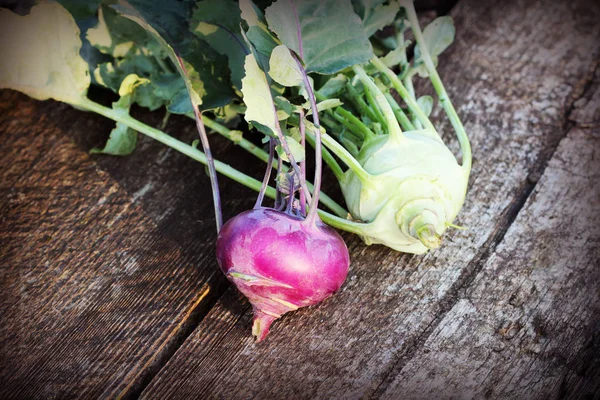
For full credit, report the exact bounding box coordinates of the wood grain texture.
[0,92,226,399]
[380,67,600,399]
[140,0,600,398]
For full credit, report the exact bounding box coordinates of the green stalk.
[405,76,422,129]
[331,112,365,141]
[77,97,348,218]
[383,92,415,131]
[352,65,404,141]
[371,57,436,132]
[199,113,346,216]
[305,129,344,181]
[202,115,270,163]
[345,83,381,124]
[363,85,387,129]
[335,107,375,140]
[319,212,368,235]
[326,112,362,143]
[401,0,472,171]
[375,76,415,131]
[320,131,371,183]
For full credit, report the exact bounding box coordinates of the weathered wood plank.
[0,93,227,399]
[380,68,600,399]
[140,0,600,398]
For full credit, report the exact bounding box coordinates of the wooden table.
[1,0,599,398]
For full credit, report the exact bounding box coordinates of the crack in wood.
[369,51,600,400]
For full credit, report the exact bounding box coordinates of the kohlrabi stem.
[325,115,363,145]
[364,85,387,129]
[331,113,366,141]
[202,114,344,214]
[370,57,436,133]
[383,91,415,131]
[273,116,313,205]
[403,75,416,101]
[299,111,307,216]
[401,0,472,171]
[203,115,270,163]
[303,129,344,181]
[375,76,415,131]
[275,156,283,209]
[255,137,275,209]
[352,65,404,142]
[318,212,367,235]
[77,98,349,218]
[154,54,172,74]
[345,83,381,124]
[295,57,322,226]
[78,97,275,201]
[335,107,375,140]
[177,56,222,232]
[403,74,420,128]
[321,132,371,182]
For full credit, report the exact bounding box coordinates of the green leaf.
[116,73,151,104]
[87,6,144,58]
[136,73,185,111]
[352,0,400,37]
[414,16,455,61]
[274,96,293,120]
[298,75,315,102]
[167,87,194,114]
[90,74,149,156]
[268,45,303,87]
[265,0,373,74]
[381,40,410,68]
[90,123,137,155]
[0,3,90,105]
[192,0,248,89]
[317,74,348,98]
[239,0,279,73]
[57,0,103,20]
[315,99,343,113]
[246,26,279,71]
[276,137,305,162]
[417,95,433,117]
[121,0,193,50]
[111,1,233,109]
[241,53,277,135]
[240,0,265,27]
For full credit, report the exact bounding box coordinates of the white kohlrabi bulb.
[340,129,469,254]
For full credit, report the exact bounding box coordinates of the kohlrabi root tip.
[416,224,442,250]
[252,311,277,343]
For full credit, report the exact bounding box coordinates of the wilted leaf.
[241,53,277,135]
[268,45,303,87]
[0,3,90,104]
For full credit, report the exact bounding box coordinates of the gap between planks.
[112,2,466,398]
[369,57,600,399]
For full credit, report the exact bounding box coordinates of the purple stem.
[274,156,283,210]
[254,138,275,209]
[299,110,307,216]
[289,0,304,59]
[273,113,312,205]
[285,175,295,214]
[294,56,322,225]
[176,56,223,232]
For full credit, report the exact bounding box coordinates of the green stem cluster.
[77,97,349,220]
